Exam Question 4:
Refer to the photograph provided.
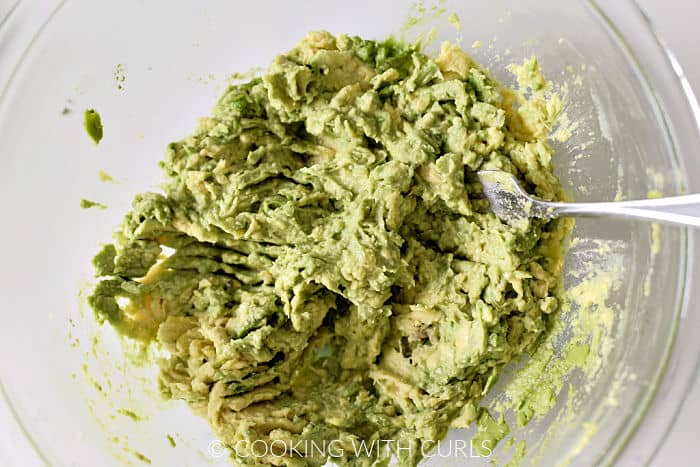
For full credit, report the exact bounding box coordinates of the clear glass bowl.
[1,0,698,465]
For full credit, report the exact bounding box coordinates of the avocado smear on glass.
[84,109,103,144]
[88,31,567,466]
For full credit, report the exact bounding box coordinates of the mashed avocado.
[89,31,567,466]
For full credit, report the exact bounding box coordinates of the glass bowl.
[0,0,698,465]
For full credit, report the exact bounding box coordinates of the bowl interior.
[0,0,687,465]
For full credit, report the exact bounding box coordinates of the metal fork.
[475,170,700,227]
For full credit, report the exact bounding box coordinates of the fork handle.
[543,194,700,227]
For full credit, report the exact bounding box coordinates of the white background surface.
[0,1,698,466]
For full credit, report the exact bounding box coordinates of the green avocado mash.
[88,31,567,466]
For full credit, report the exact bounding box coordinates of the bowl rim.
[590,0,700,464]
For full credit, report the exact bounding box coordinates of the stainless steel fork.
[476,170,700,227]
